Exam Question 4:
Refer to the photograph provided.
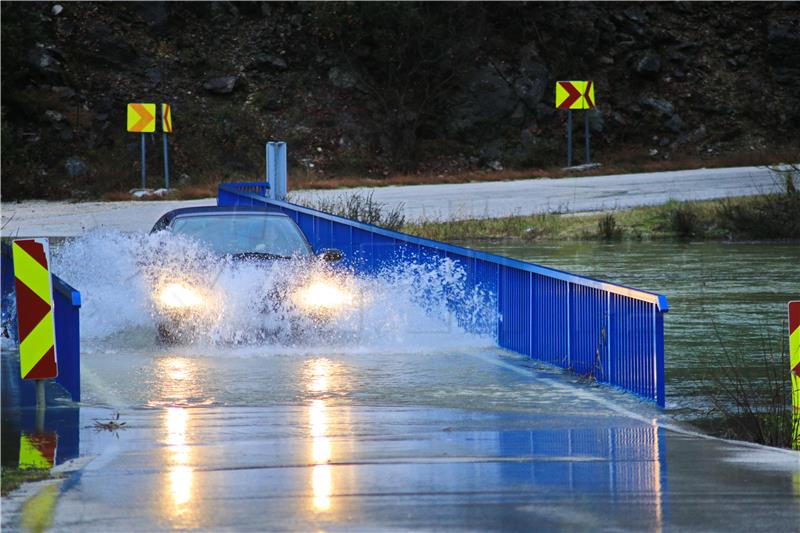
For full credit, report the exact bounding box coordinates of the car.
[148,206,352,343]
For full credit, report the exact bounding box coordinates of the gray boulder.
[665,114,683,133]
[203,76,238,94]
[328,67,358,89]
[640,96,674,116]
[633,50,662,75]
[253,52,288,70]
[28,47,61,76]
[65,157,90,179]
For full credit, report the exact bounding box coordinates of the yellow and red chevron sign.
[791,301,800,449]
[791,302,800,376]
[555,81,595,110]
[12,239,58,380]
[162,103,173,133]
[127,103,156,132]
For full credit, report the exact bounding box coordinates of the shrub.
[597,213,621,240]
[669,202,700,239]
[291,191,406,231]
[698,328,795,448]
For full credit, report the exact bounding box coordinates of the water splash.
[52,230,497,353]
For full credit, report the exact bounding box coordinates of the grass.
[1,466,53,496]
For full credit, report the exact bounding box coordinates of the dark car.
[148,206,350,342]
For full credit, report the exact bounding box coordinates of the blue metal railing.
[219,183,668,406]
[1,243,81,405]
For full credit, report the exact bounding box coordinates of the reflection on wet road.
[35,401,800,532]
[306,358,337,513]
[163,407,194,527]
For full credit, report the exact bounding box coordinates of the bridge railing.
[219,183,668,406]
[1,242,81,405]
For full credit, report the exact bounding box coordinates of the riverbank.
[403,191,800,242]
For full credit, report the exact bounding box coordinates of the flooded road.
[3,234,799,531]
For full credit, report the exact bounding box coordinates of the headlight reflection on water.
[164,407,195,522]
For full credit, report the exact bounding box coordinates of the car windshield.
[170,214,312,258]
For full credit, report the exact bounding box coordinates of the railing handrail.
[219,183,669,311]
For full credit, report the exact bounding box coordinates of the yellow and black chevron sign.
[12,239,58,380]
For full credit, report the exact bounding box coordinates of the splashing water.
[52,230,498,354]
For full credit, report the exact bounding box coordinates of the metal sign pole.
[585,111,591,164]
[140,132,146,189]
[163,133,170,189]
[36,379,45,410]
[567,110,573,167]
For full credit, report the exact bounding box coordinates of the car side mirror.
[319,248,343,262]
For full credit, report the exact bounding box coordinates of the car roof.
[163,205,286,218]
[151,205,290,232]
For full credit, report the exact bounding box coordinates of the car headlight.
[158,283,204,309]
[293,280,353,313]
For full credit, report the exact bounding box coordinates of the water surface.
[465,240,800,415]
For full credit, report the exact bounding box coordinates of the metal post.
[567,110,573,167]
[140,132,146,189]
[266,143,276,200]
[35,379,45,410]
[266,141,288,201]
[163,133,170,189]
[275,141,287,200]
[584,111,591,164]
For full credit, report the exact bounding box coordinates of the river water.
[465,240,800,416]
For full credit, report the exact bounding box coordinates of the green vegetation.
[1,466,53,496]
[289,191,406,231]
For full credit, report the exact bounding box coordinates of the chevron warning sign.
[555,81,595,110]
[12,239,58,380]
[790,301,800,449]
[127,103,156,132]
[162,103,173,133]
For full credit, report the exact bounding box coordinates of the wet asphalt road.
[4,349,800,532]
[1,165,787,236]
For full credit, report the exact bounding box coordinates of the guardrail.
[1,243,81,405]
[219,183,668,406]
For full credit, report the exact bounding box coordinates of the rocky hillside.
[2,1,798,199]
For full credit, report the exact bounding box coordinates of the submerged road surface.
[0,165,788,236]
[3,344,799,531]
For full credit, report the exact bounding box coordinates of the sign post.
[567,110,573,167]
[789,301,800,449]
[161,103,173,189]
[127,103,156,189]
[555,81,595,166]
[12,238,59,410]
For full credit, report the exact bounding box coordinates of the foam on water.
[53,230,498,355]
